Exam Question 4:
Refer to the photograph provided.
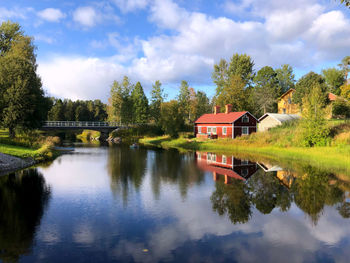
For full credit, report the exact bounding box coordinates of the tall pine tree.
[131,82,149,123]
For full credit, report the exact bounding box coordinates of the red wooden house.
[194,104,258,139]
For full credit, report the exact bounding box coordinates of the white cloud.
[34,34,55,44]
[72,5,120,28]
[38,56,125,101]
[0,7,33,21]
[73,6,97,27]
[113,0,149,13]
[37,8,66,22]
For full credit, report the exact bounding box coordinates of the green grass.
[0,128,60,161]
[140,120,350,174]
[0,143,38,158]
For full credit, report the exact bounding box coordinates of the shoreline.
[0,153,36,176]
[140,136,350,174]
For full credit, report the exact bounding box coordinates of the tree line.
[107,77,211,137]
[47,98,107,122]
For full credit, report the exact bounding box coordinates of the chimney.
[214,105,221,114]
[225,104,233,114]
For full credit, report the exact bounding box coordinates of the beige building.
[277,88,300,115]
[258,113,300,132]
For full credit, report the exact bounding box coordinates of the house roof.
[328,93,337,101]
[258,113,300,123]
[195,111,248,124]
[279,88,296,99]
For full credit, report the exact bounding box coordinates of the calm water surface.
[1,145,350,262]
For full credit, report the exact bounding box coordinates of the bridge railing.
[42,121,122,128]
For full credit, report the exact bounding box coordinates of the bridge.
[41,121,131,140]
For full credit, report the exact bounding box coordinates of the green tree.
[216,75,246,111]
[300,84,330,147]
[150,80,165,125]
[212,59,229,96]
[177,80,191,123]
[253,66,281,115]
[322,67,345,95]
[0,21,48,138]
[131,82,149,123]
[107,76,134,124]
[228,53,255,86]
[48,99,65,121]
[294,72,327,106]
[160,100,184,138]
[276,64,295,93]
[193,91,211,120]
[338,56,350,79]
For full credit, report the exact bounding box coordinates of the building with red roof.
[194,104,258,139]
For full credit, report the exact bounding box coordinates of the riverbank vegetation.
[0,129,59,161]
[140,119,350,172]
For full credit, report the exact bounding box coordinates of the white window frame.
[212,154,216,162]
[212,127,217,134]
[198,126,202,134]
[197,153,201,160]
[242,115,249,123]
[242,127,249,135]
[222,155,227,164]
[207,127,212,134]
[223,127,227,135]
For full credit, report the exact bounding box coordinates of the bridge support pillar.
[99,131,110,141]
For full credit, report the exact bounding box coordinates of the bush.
[299,120,331,147]
[332,99,350,118]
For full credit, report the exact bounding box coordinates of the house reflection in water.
[195,152,258,184]
[258,162,296,188]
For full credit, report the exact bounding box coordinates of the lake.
[1,145,350,262]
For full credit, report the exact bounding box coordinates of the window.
[288,98,292,104]
[207,153,211,161]
[223,127,227,135]
[241,160,249,165]
[198,127,201,134]
[222,155,227,164]
[197,153,201,160]
[242,127,249,135]
[212,154,216,162]
[212,127,217,134]
[207,127,212,134]
[242,115,249,123]
[283,108,286,114]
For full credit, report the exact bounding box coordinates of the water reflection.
[0,169,51,262]
[197,151,349,225]
[3,147,350,262]
[107,145,148,205]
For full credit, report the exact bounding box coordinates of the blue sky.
[1,0,349,102]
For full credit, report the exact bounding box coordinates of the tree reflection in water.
[107,146,205,205]
[198,152,350,225]
[0,169,51,263]
[150,149,205,199]
[107,145,148,206]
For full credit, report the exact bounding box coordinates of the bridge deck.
[42,121,124,129]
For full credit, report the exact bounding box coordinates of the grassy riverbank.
[140,120,350,173]
[0,129,60,161]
